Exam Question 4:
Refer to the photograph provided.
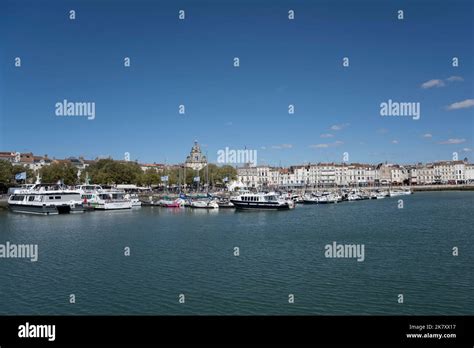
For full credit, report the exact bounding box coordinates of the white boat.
[302,194,319,204]
[389,189,412,197]
[8,183,84,215]
[217,199,235,208]
[347,193,362,201]
[125,193,142,207]
[230,192,292,210]
[317,193,341,204]
[76,184,103,209]
[190,199,219,209]
[95,190,132,210]
[7,184,35,195]
[287,199,296,209]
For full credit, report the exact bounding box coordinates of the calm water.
[0,191,472,315]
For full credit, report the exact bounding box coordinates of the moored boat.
[302,194,319,204]
[125,193,142,207]
[317,193,341,204]
[217,199,235,208]
[389,189,412,197]
[160,199,181,208]
[95,190,132,210]
[190,199,219,209]
[230,192,291,210]
[8,183,84,215]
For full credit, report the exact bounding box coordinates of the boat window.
[55,196,61,199]
[49,196,54,200]
[28,196,35,201]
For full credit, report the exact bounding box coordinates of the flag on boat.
[193,176,200,182]
[15,172,26,180]
[161,176,169,182]
[223,177,228,182]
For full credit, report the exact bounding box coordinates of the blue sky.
[1,0,473,166]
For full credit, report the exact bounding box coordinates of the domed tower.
[185,141,207,171]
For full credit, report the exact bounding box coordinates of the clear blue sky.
[1,0,473,166]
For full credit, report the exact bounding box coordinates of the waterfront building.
[268,167,280,188]
[432,160,467,184]
[465,164,474,183]
[335,163,349,186]
[375,163,391,185]
[291,165,310,187]
[347,163,376,187]
[389,164,408,185]
[408,163,435,185]
[237,164,258,188]
[317,163,337,187]
[418,164,435,184]
[278,168,295,187]
[256,165,271,188]
[0,152,16,163]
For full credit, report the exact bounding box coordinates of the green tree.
[39,163,78,185]
[11,166,35,184]
[0,162,36,184]
[142,168,160,186]
[0,161,13,184]
[81,159,144,185]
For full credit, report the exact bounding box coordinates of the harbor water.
[0,191,472,315]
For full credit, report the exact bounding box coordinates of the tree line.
[0,159,237,188]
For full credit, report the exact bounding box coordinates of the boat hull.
[163,203,180,208]
[389,191,412,197]
[95,202,132,210]
[230,201,290,210]
[8,203,84,215]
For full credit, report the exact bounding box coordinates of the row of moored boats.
[299,188,412,204]
[7,184,141,215]
[7,184,412,216]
